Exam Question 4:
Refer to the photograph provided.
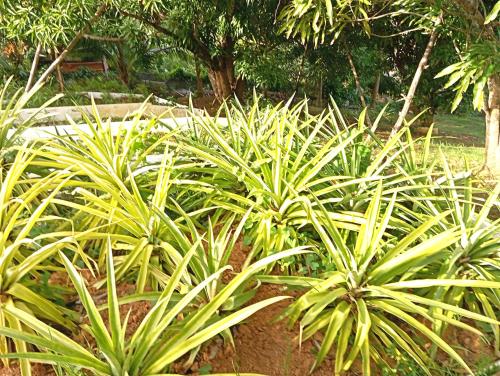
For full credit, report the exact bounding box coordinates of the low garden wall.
[13,102,224,141]
[17,102,190,123]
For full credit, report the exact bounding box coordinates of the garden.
[0,1,499,376]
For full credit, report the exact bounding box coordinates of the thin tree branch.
[346,49,372,126]
[30,3,108,91]
[83,34,123,43]
[119,10,178,40]
[25,44,42,92]
[391,15,443,136]
[371,26,425,38]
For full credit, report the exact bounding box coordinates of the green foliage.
[116,1,280,62]
[0,147,80,375]
[0,88,498,376]
[381,350,499,376]
[437,41,500,112]
[264,183,499,374]
[410,168,500,354]
[0,243,304,375]
[22,75,144,108]
[0,1,110,48]
[178,97,373,267]
[0,55,18,80]
[0,78,62,158]
[279,0,374,44]
[433,0,499,113]
[30,107,180,292]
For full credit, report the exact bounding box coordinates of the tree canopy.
[0,0,498,167]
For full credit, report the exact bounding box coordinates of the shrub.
[0,244,306,375]
[0,147,80,374]
[0,91,497,376]
[260,185,499,374]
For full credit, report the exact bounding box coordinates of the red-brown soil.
[0,363,54,376]
[72,283,152,349]
[177,95,222,116]
[439,321,497,367]
[188,238,339,375]
[196,283,337,376]
[2,238,497,375]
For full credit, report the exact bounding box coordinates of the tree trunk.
[347,50,372,126]
[235,77,245,100]
[195,59,204,97]
[54,51,65,92]
[55,64,65,92]
[208,68,232,101]
[391,23,440,136]
[207,70,219,99]
[484,75,500,172]
[317,74,324,107]
[207,55,243,102]
[370,72,381,108]
[25,44,42,93]
[116,42,129,86]
[30,3,107,92]
[295,48,307,94]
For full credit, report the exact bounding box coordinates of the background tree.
[0,0,110,91]
[435,0,499,171]
[279,0,442,129]
[279,0,499,170]
[116,0,282,101]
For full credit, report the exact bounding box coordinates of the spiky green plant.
[410,165,500,356]
[0,78,61,164]
[259,184,500,375]
[0,146,82,375]
[0,88,496,376]
[31,107,193,292]
[389,133,500,356]
[178,99,374,262]
[0,242,307,375]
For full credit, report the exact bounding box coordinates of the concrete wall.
[17,103,192,123]
[14,116,227,141]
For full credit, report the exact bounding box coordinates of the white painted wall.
[16,103,189,123]
[13,116,228,141]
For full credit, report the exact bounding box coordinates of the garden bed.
[0,251,496,376]
[0,91,498,376]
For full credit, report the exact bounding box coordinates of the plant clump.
[0,84,497,376]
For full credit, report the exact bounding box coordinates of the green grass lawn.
[428,114,485,169]
[431,143,484,170]
[434,113,485,147]
[430,114,498,184]
[373,111,493,181]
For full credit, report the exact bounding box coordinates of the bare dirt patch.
[199,283,336,376]
[0,363,54,376]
